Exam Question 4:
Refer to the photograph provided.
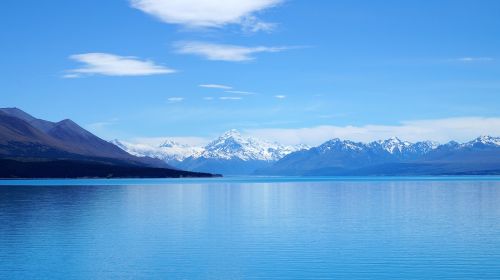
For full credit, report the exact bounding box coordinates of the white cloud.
[275,95,286,99]
[226,90,256,95]
[456,57,494,63]
[239,15,276,32]
[168,97,184,103]
[203,97,214,100]
[62,73,80,79]
[130,0,282,31]
[199,84,233,90]
[66,53,175,77]
[245,117,500,146]
[174,41,288,61]
[219,96,242,100]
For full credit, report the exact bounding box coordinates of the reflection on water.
[1,179,500,279]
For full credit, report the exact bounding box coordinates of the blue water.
[1,177,500,279]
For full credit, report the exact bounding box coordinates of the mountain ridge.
[258,136,500,176]
[0,108,217,178]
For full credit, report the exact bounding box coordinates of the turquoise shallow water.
[1,177,500,279]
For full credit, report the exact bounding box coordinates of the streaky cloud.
[66,53,175,77]
[200,84,233,90]
[168,97,184,103]
[226,90,256,95]
[174,41,289,62]
[456,57,494,62]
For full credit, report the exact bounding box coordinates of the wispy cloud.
[456,57,494,63]
[130,0,282,32]
[226,90,256,95]
[174,41,289,62]
[168,97,184,103]
[62,73,81,79]
[220,96,243,100]
[246,117,500,146]
[66,53,175,77]
[199,84,233,90]
[275,95,286,99]
[239,15,277,32]
[203,97,214,101]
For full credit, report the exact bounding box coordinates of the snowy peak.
[375,137,412,154]
[111,139,202,162]
[317,137,440,156]
[436,136,500,150]
[412,141,440,154]
[206,130,247,151]
[465,135,500,147]
[220,129,243,139]
[159,140,182,148]
[194,130,306,161]
[319,139,364,152]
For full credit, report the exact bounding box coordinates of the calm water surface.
[1,177,500,279]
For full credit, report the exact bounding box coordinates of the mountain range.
[113,130,309,175]
[115,132,500,176]
[0,108,217,178]
[259,136,500,175]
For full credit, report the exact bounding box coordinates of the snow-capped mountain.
[462,135,500,148]
[318,139,365,152]
[372,137,413,153]
[191,129,307,161]
[175,130,310,175]
[110,139,203,163]
[410,140,440,154]
[315,137,439,158]
[367,138,440,159]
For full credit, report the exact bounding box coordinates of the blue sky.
[1,0,499,145]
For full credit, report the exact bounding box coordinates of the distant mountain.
[258,136,500,176]
[190,129,304,161]
[110,139,203,165]
[0,108,217,178]
[115,129,309,175]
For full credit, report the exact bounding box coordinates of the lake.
[1,177,500,279]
